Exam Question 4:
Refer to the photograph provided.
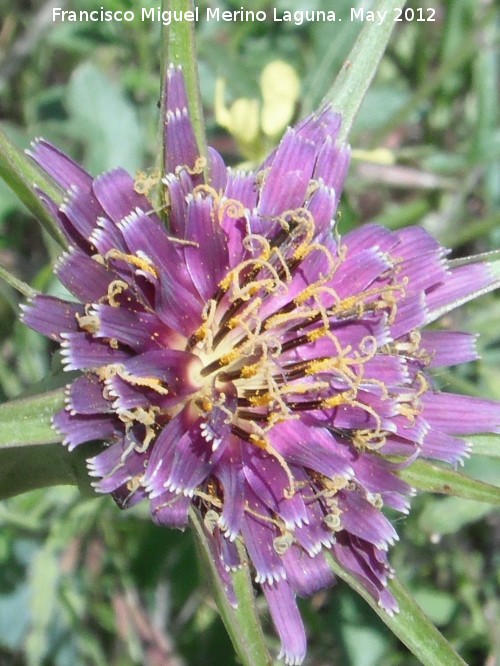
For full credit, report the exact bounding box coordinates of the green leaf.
[397,459,500,504]
[189,508,272,666]
[0,389,65,448]
[0,127,66,245]
[327,554,467,666]
[324,0,407,141]
[66,63,143,174]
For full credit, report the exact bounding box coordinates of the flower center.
[185,209,411,460]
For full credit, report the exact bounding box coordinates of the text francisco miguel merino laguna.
[52,6,383,26]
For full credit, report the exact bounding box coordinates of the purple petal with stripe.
[53,409,120,450]
[262,581,306,666]
[28,139,91,191]
[422,392,500,435]
[21,296,83,341]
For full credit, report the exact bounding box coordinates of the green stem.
[324,0,407,141]
[190,509,272,666]
[0,388,65,448]
[0,127,66,246]
[326,554,467,666]
[0,262,37,299]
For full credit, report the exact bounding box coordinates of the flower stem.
[324,0,407,141]
[0,262,37,299]
[190,508,272,666]
[326,553,467,666]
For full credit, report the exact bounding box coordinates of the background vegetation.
[0,0,499,664]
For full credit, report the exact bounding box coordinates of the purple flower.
[22,66,500,665]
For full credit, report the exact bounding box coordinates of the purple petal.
[91,443,147,494]
[421,429,470,465]
[91,304,176,352]
[391,293,428,339]
[420,330,479,367]
[258,128,317,217]
[283,546,335,598]
[165,420,225,497]
[242,449,308,529]
[55,249,118,302]
[21,296,83,341]
[150,490,191,528]
[183,194,229,300]
[60,332,130,371]
[337,489,399,549]
[343,223,398,256]
[262,581,306,666]
[92,168,153,224]
[306,182,337,233]
[164,66,200,175]
[60,184,104,243]
[215,452,246,541]
[426,264,495,321]
[163,169,192,237]
[28,139,91,191]
[422,392,500,435]
[66,373,111,415]
[89,215,127,255]
[332,247,392,299]
[332,533,396,612]
[143,407,194,497]
[270,420,354,480]
[53,409,120,450]
[240,491,286,585]
[208,147,228,192]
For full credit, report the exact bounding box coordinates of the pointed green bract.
[0,127,66,246]
[324,0,407,140]
[397,459,500,504]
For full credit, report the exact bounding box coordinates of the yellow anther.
[241,364,259,378]
[249,433,267,449]
[321,392,351,408]
[249,393,272,407]
[106,249,158,278]
[116,367,169,395]
[220,349,240,366]
[280,381,329,395]
[307,326,329,342]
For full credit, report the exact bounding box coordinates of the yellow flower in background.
[215,60,300,162]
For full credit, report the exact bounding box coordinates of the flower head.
[22,66,500,665]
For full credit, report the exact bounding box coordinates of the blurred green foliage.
[0,0,499,664]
